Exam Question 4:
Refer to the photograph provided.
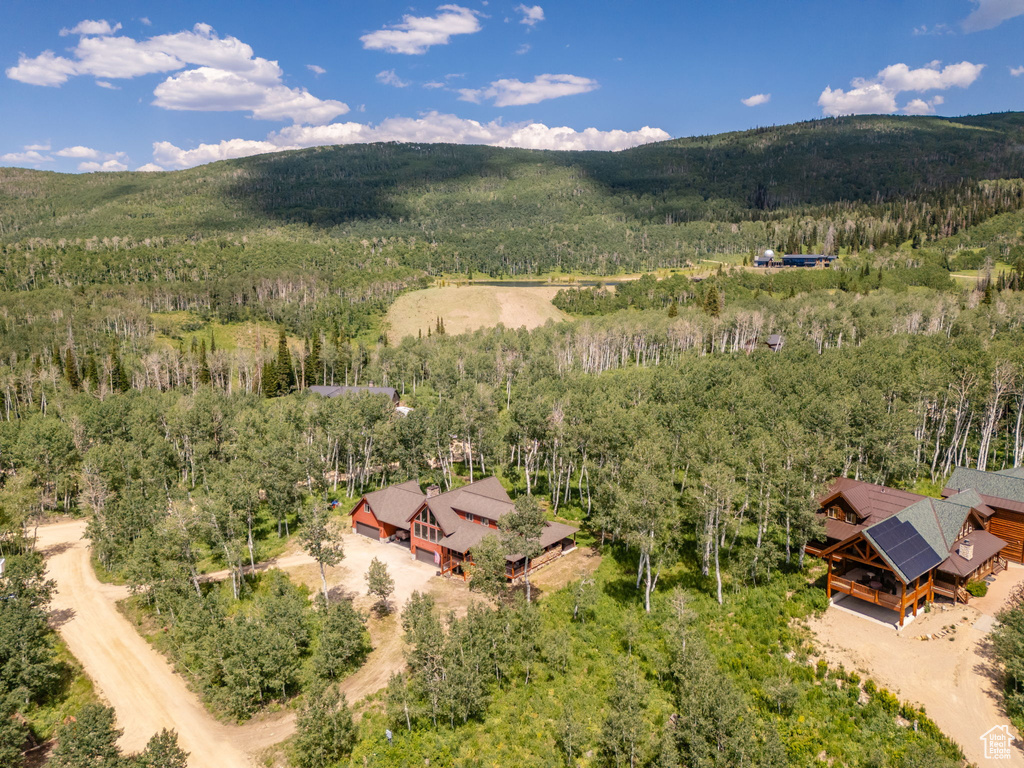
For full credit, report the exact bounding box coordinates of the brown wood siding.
[990,510,1024,563]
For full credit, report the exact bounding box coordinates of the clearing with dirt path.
[38,519,479,768]
[808,571,1024,767]
[387,284,570,342]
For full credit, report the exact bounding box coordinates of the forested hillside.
[4,114,1024,766]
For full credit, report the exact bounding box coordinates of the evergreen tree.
[292,685,357,768]
[109,346,129,392]
[50,704,123,768]
[306,332,322,387]
[198,340,211,385]
[0,694,28,768]
[667,300,679,318]
[275,331,295,393]
[702,285,722,317]
[63,348,81,390]
[133,729,188,768]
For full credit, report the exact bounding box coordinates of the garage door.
[990,511,1024,564]
[415,547,436,565]
[355,522,380,540]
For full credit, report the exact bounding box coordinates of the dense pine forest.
[4,113,1024,766]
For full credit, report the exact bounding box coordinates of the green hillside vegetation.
[5,113,1024,764]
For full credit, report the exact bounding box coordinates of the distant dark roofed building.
[781,254,838,268]
[308,384,399,405]
[765,334,784,351]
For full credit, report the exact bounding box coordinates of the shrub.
[966,580,989,598]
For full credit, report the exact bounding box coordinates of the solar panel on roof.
[869,518,942,581]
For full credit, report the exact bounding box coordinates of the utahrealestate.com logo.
[980,725,1016,760]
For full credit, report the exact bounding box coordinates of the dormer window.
[826,506,841,520]
[845,511,857,524]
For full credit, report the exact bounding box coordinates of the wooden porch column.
[827,558,833,600]
[899,581,906,627]
[912,577,919,617]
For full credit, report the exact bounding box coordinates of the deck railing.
[830,575,904,610]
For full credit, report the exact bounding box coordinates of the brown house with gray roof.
[349,476,577,580]
[807,475,1014,626]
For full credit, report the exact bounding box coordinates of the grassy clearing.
[151,311,287,353]
[387,285,571,343]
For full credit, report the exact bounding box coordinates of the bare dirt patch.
[529,546,602,596]
[808,589,1024,767]
[387,284,569,342]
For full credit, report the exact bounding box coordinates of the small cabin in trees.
[807,477,1010,625]
[349,477,577,580]
[308,384,400,406]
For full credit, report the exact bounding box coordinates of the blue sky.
[2,0,1023,172]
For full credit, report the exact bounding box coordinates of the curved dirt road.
[38,519,469,767]
[39,520,291,768]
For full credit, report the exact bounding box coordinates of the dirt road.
[39,520,267,768]
[809,584,1024,767]
[38,520,475,767]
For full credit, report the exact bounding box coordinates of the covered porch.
[823,537,934,628]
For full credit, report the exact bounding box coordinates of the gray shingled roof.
[946,467,1024,505]
[861,489,997,583]
[996,467,1024,480]
[359,480,425,527]
[425,476,515,534]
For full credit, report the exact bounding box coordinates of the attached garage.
[355,522,380,540]
[415,547,437,565]
[990,511,1024,563]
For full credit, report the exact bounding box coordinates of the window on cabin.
[414,509,441,543]
[845,511,857,524]
[958,520,975,539]
[826,506,840,520]
[465,513,475,523]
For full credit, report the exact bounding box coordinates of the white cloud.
[360,5,481,54]
[459,73,598,106]
[872,61,985,91]
[24,142,51,151]
[0,150,52,163]
[55,145,100,158]
[819,60,984,116]
[961,0,1024,31]
[912,23,952,35]
[741,93,770,107]
[307,64,326,76]
[903,95,945,115]
[60,19,122,37]
[516,43,531,55]
[423,81,446,89]
[135,163,164,171]
[150,111,670,169]
[376,69,410,88]
[516,5,545,26]
[96,80,120,89]
[819,84,898,116]
[140,17,152,27]
[6,51,79,86]
[6,23,335,122]
[79,159,129,172]
[153,67,348,124]
[1011,65,1024,76]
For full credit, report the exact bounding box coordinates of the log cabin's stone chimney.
[426,485,441,498]
[958,539,974,561]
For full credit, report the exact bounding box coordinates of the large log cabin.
[349,477,578,580]
[943,467,1024,563]
[807,475,1014,626]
